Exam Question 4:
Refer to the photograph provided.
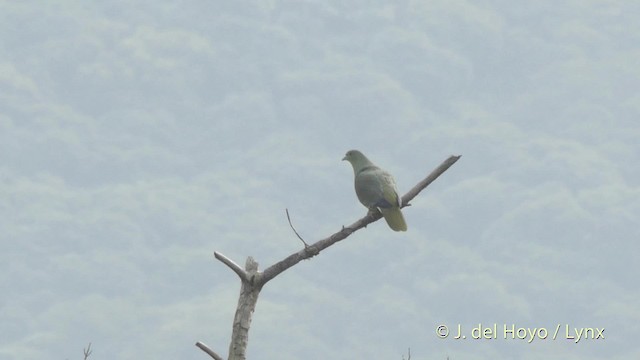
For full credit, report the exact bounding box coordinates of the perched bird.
[342,150,407,232]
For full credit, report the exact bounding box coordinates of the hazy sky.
[1,1,638,359]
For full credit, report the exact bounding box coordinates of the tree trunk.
[228,257,261,360]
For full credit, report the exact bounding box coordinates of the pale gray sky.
[1,1,638,359]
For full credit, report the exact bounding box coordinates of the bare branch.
[195,341,223,360]
[402,347,411,360]
[401,155,461,206]
[261,154,461,284]
[202,155,460,359]
[286,208,309,247]
[214,251,248,282]
[83,343,92,360]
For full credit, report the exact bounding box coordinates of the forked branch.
[197,154,461,360]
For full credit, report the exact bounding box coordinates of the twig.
[195,341,223,360]
[403,347,411,360]
[83,343,92,360]
[286,208,309,247]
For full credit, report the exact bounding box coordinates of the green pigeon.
[342,150,407,232]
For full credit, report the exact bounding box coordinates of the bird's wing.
[355,167,400,209]
[355,167,384,208]
[378,170,402,208]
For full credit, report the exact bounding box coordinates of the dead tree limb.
[214,252,249,283]
[196,155,461,360]
[195,342,223,360]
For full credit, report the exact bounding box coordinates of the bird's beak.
[342,155,347,161]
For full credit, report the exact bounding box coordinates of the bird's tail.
[380,207,407,232]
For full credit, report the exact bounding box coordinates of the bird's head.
[342,149,363,162]
[342,149,373,173]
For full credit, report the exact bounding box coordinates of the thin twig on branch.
[286,208,309,247]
